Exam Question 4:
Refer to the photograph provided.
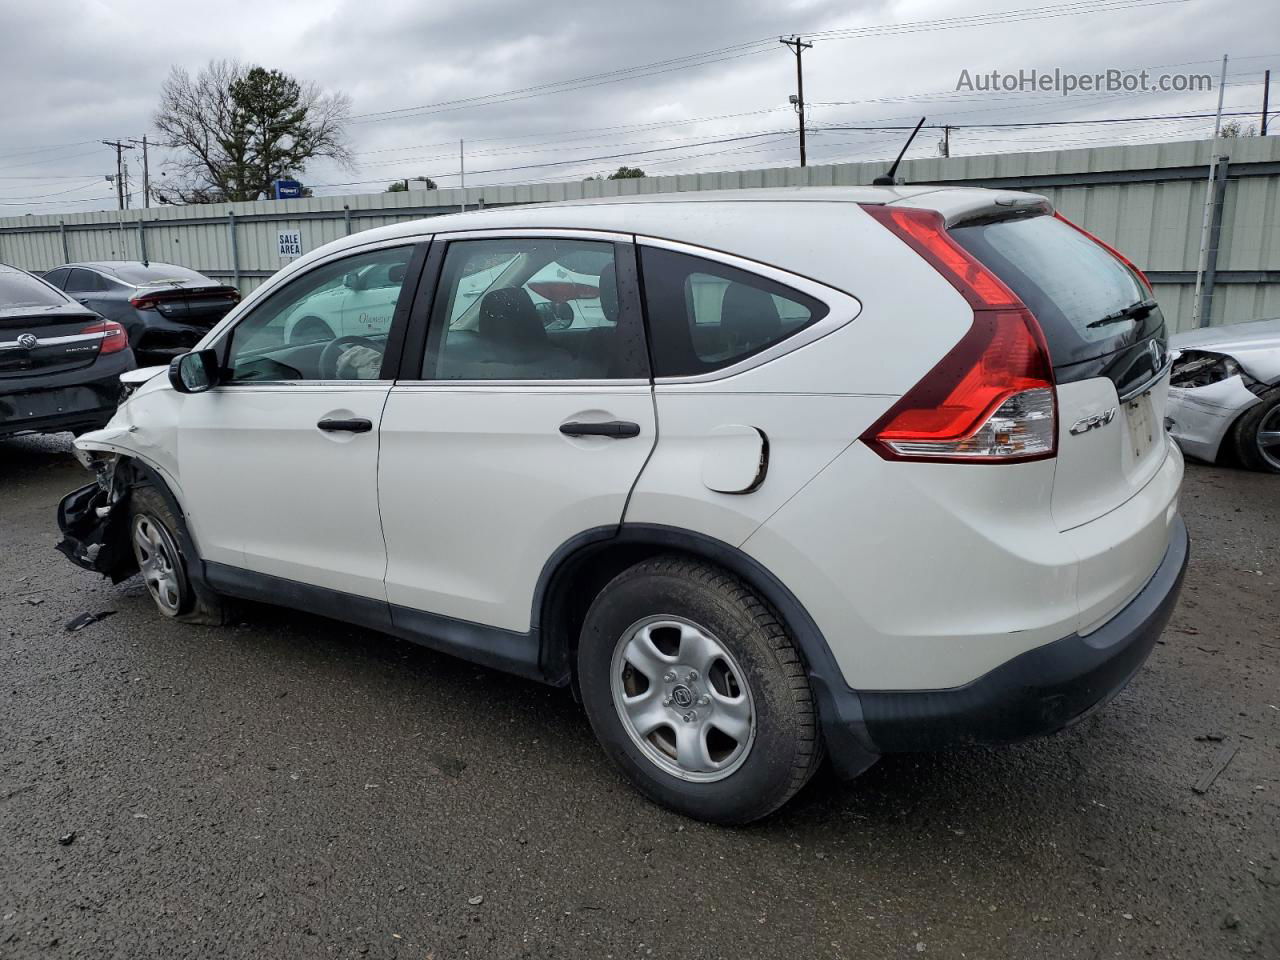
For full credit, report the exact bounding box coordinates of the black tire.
[289,316,335,345]
[577,556,823,825]
[128,484,228,625]
[1230,387,1280,474]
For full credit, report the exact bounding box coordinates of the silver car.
[1167,318,1280,473]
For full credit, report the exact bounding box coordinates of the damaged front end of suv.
[55,364,180,582]
[56,449,138,582]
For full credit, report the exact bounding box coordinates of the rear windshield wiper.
[1087,298,1157,329]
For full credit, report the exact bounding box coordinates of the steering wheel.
[318,335,384,380]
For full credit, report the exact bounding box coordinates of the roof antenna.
[873,117,927,186]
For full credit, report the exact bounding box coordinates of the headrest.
[388,262,406,284]
[478,287,545,345]
[720,282,782,346]
[598,265,618,323]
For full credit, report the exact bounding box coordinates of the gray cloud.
[0,0,1274,214]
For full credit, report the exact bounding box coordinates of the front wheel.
[577,556,823,824]
[128,485,227,624]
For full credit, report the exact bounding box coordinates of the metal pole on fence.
[227,211,240,289]
[1192,55,1229,329]
[344,205,352,235]
[59,221,70,263]
[459,139,466,214]
[137,218,148,267]
[1198,159,1230,326]
[1263,69,1272,137]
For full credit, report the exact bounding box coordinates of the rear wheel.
[577,556,823,824]
[1231,388,1280,473]
[128,485,227,624]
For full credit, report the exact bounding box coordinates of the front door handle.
[317,418,373,433]
[559,420,641,439]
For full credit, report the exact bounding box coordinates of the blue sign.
[273,179,303,199]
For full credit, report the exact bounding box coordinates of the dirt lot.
[0,434,1276,959]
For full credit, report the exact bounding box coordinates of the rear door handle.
[559,420,642,439]
[317,418,373,433]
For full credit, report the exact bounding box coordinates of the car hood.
[1171,317,1280,384]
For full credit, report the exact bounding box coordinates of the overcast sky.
[1,0,1275,215]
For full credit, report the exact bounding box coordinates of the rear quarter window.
[640,247,827,377]
[949,214,1162,367]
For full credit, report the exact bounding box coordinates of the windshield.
[950,213,1163,368]
[0,267,68,308]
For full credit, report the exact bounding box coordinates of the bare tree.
[154,60,352,203]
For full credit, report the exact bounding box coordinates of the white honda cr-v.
[57,187,1188,824]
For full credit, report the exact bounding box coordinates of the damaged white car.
[54,188,1190,823]
[1167,318,1280,473]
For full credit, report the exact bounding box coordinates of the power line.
[347,0,1191,125]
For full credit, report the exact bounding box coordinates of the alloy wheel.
[1256,405,1280,471]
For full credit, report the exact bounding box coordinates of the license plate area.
[1126,393,1156,460]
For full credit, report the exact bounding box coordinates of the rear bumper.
[0,351,134,437]
[822,515,1189,766]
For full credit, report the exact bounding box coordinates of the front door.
[379,234,655,637]
[177,242,421,600]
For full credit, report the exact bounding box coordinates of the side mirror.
[168,349,220,394]
[343,271,360,290]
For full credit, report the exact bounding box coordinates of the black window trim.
[397,228,651,387]
[635,236,862,385]
[209,238,430,387]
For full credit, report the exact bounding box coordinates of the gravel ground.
[1,433,1276,959]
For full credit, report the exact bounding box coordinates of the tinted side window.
[639,247,827,377]
[65,269,103,293]
[43,268,70,289]
[424,237,647,381]
[224,245,414,382]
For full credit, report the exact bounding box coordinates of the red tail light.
[130,294,160,310]
[1053,211,1153,294]
[859,205,1057,463]
[80,320,129,354]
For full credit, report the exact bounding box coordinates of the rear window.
[109,263,211,286]
[0,268,67,308]
[949,214,1162,368]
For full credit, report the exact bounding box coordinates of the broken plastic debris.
[65,611,117,633]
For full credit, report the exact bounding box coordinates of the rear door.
[378,232,655,651]
[949,213,1170,531]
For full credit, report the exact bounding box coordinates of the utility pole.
[128,136,150,207]
[939,125,953,158]
[459,139,466,213]
[780,36,812,167]
[1263,69,1271,136]
[102,140,131,211]
[1187,55,1228,330]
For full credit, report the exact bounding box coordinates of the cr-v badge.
[1070,408,1117,435]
